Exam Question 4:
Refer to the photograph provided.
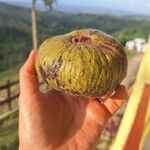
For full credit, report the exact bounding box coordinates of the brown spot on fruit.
[48,57,62,79]
[71,35,91,44]
[68,79,71,83]
[39,65,49,84]
[55,79,61,87]
[72,38,79,43]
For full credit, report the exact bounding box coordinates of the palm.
[19,51,127,150]
[19,89,112,150]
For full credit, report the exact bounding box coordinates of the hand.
[19,50,127,150]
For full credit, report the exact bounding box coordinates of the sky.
[0,0,150,15]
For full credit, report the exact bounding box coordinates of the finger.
[111,85,128,107]
[19,50,39,96]
[21,50,37,74]
[112,85,128,99]
[103,85,127,115]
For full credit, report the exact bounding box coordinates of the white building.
[125,38,147,52]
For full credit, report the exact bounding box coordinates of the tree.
[31,0,56,50]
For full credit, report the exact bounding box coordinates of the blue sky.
[0,0,150,15]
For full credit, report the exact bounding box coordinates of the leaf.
[43,0,56,8]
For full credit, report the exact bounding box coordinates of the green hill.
[0,2,150,72]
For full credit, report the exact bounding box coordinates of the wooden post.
[31,0,38,51]
[123,84,150,150]
[7,80,12,110]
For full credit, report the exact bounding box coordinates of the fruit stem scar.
[71,35,91,44]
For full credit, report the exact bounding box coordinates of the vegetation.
[0,115,18,150]
[0,67,19,84]
[0,2,150,72]
[126,50,136,59]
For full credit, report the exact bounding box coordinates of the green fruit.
[35,29,127,97]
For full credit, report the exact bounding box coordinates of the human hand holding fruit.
[19,50,127,150]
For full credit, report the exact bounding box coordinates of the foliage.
[0,27,32,71]
[0,2,150,72]
[43,0,56,8]
[113,29,148,45]
[0,132,18,150]
[126,50,136,59]
[0,116,18,150]
[0,67,19,84]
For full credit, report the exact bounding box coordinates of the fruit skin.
[35,29,127,98]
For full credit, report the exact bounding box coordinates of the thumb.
[19,50,39,96]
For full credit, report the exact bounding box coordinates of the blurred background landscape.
[0,0,150,149]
